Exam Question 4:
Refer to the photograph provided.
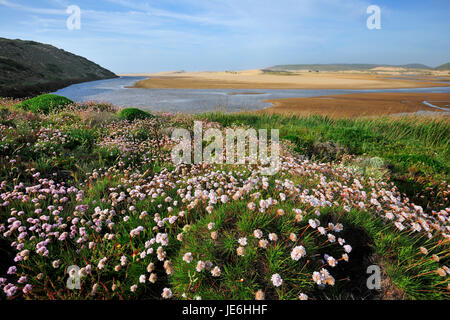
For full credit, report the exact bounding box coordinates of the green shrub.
[17,94,73,114]
[118,108,153,121]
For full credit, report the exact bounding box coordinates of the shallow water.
[53,76,450,114]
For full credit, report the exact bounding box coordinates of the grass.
[118,107,154,121]
[0,99,448,300]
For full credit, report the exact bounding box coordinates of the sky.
[0,0,449,73]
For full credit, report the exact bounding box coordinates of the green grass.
[16,94,73,114]
[118,107,153,121]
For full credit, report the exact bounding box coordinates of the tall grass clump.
[118,107,153,121]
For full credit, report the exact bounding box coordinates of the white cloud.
[0,0,66,15]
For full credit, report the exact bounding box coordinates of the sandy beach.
[122,69,450,117]
[258,92,450,118]
[128,69,450,90]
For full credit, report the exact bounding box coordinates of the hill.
[435,62,450,70]
[0,37,117,97]
[267,63,432,72]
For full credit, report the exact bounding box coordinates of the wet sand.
[130,70,450,90]
[259,93,450,118]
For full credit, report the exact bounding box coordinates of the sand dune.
[128,70,450,90]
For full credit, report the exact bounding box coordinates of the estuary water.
[53,76,450,114]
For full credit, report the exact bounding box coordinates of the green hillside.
[435,62,450,70]
[0,37,117,97]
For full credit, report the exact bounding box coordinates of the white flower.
[156,233,169,246]
[327,233,336,243]
[290,246,306,261]
[253,229,263,239]
[255,289,265,300]
[207,222,215,230]
[130,285,138,292]
[271,273,283,287]
[308,219,319,229]
[149,273,157,283]
[211,266,221,277]
[268,233,278,241]
[196,260,206,272]
[220,195,229,203]
[258,239,268,249]
[183,252,193,263]
[299,293,308,300]
[97,257,107,270]
[139,275,146,283]
[238,237,247,246]
[326,255,337,267]
[52,260,60,269]
[344,245,352,253]
[161,288,172,299]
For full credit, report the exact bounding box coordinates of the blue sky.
[0,0,449,73]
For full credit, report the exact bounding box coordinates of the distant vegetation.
[266,63,436,72]
[0,37,117,98]
[261,70,297,76]
[435,63,450,70]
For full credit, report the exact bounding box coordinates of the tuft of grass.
[118,108,153,121]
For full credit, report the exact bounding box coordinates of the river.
[53,76,450,114]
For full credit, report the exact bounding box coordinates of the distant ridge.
[266,63,434,72]
[435,63,450,70]
[0,37,117,98]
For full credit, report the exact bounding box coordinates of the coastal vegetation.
[0,96,448,300]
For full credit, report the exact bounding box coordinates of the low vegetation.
[200,113,449,211]
[16,94,73,114]
[118,107,154,121]
[0,98,448,300]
